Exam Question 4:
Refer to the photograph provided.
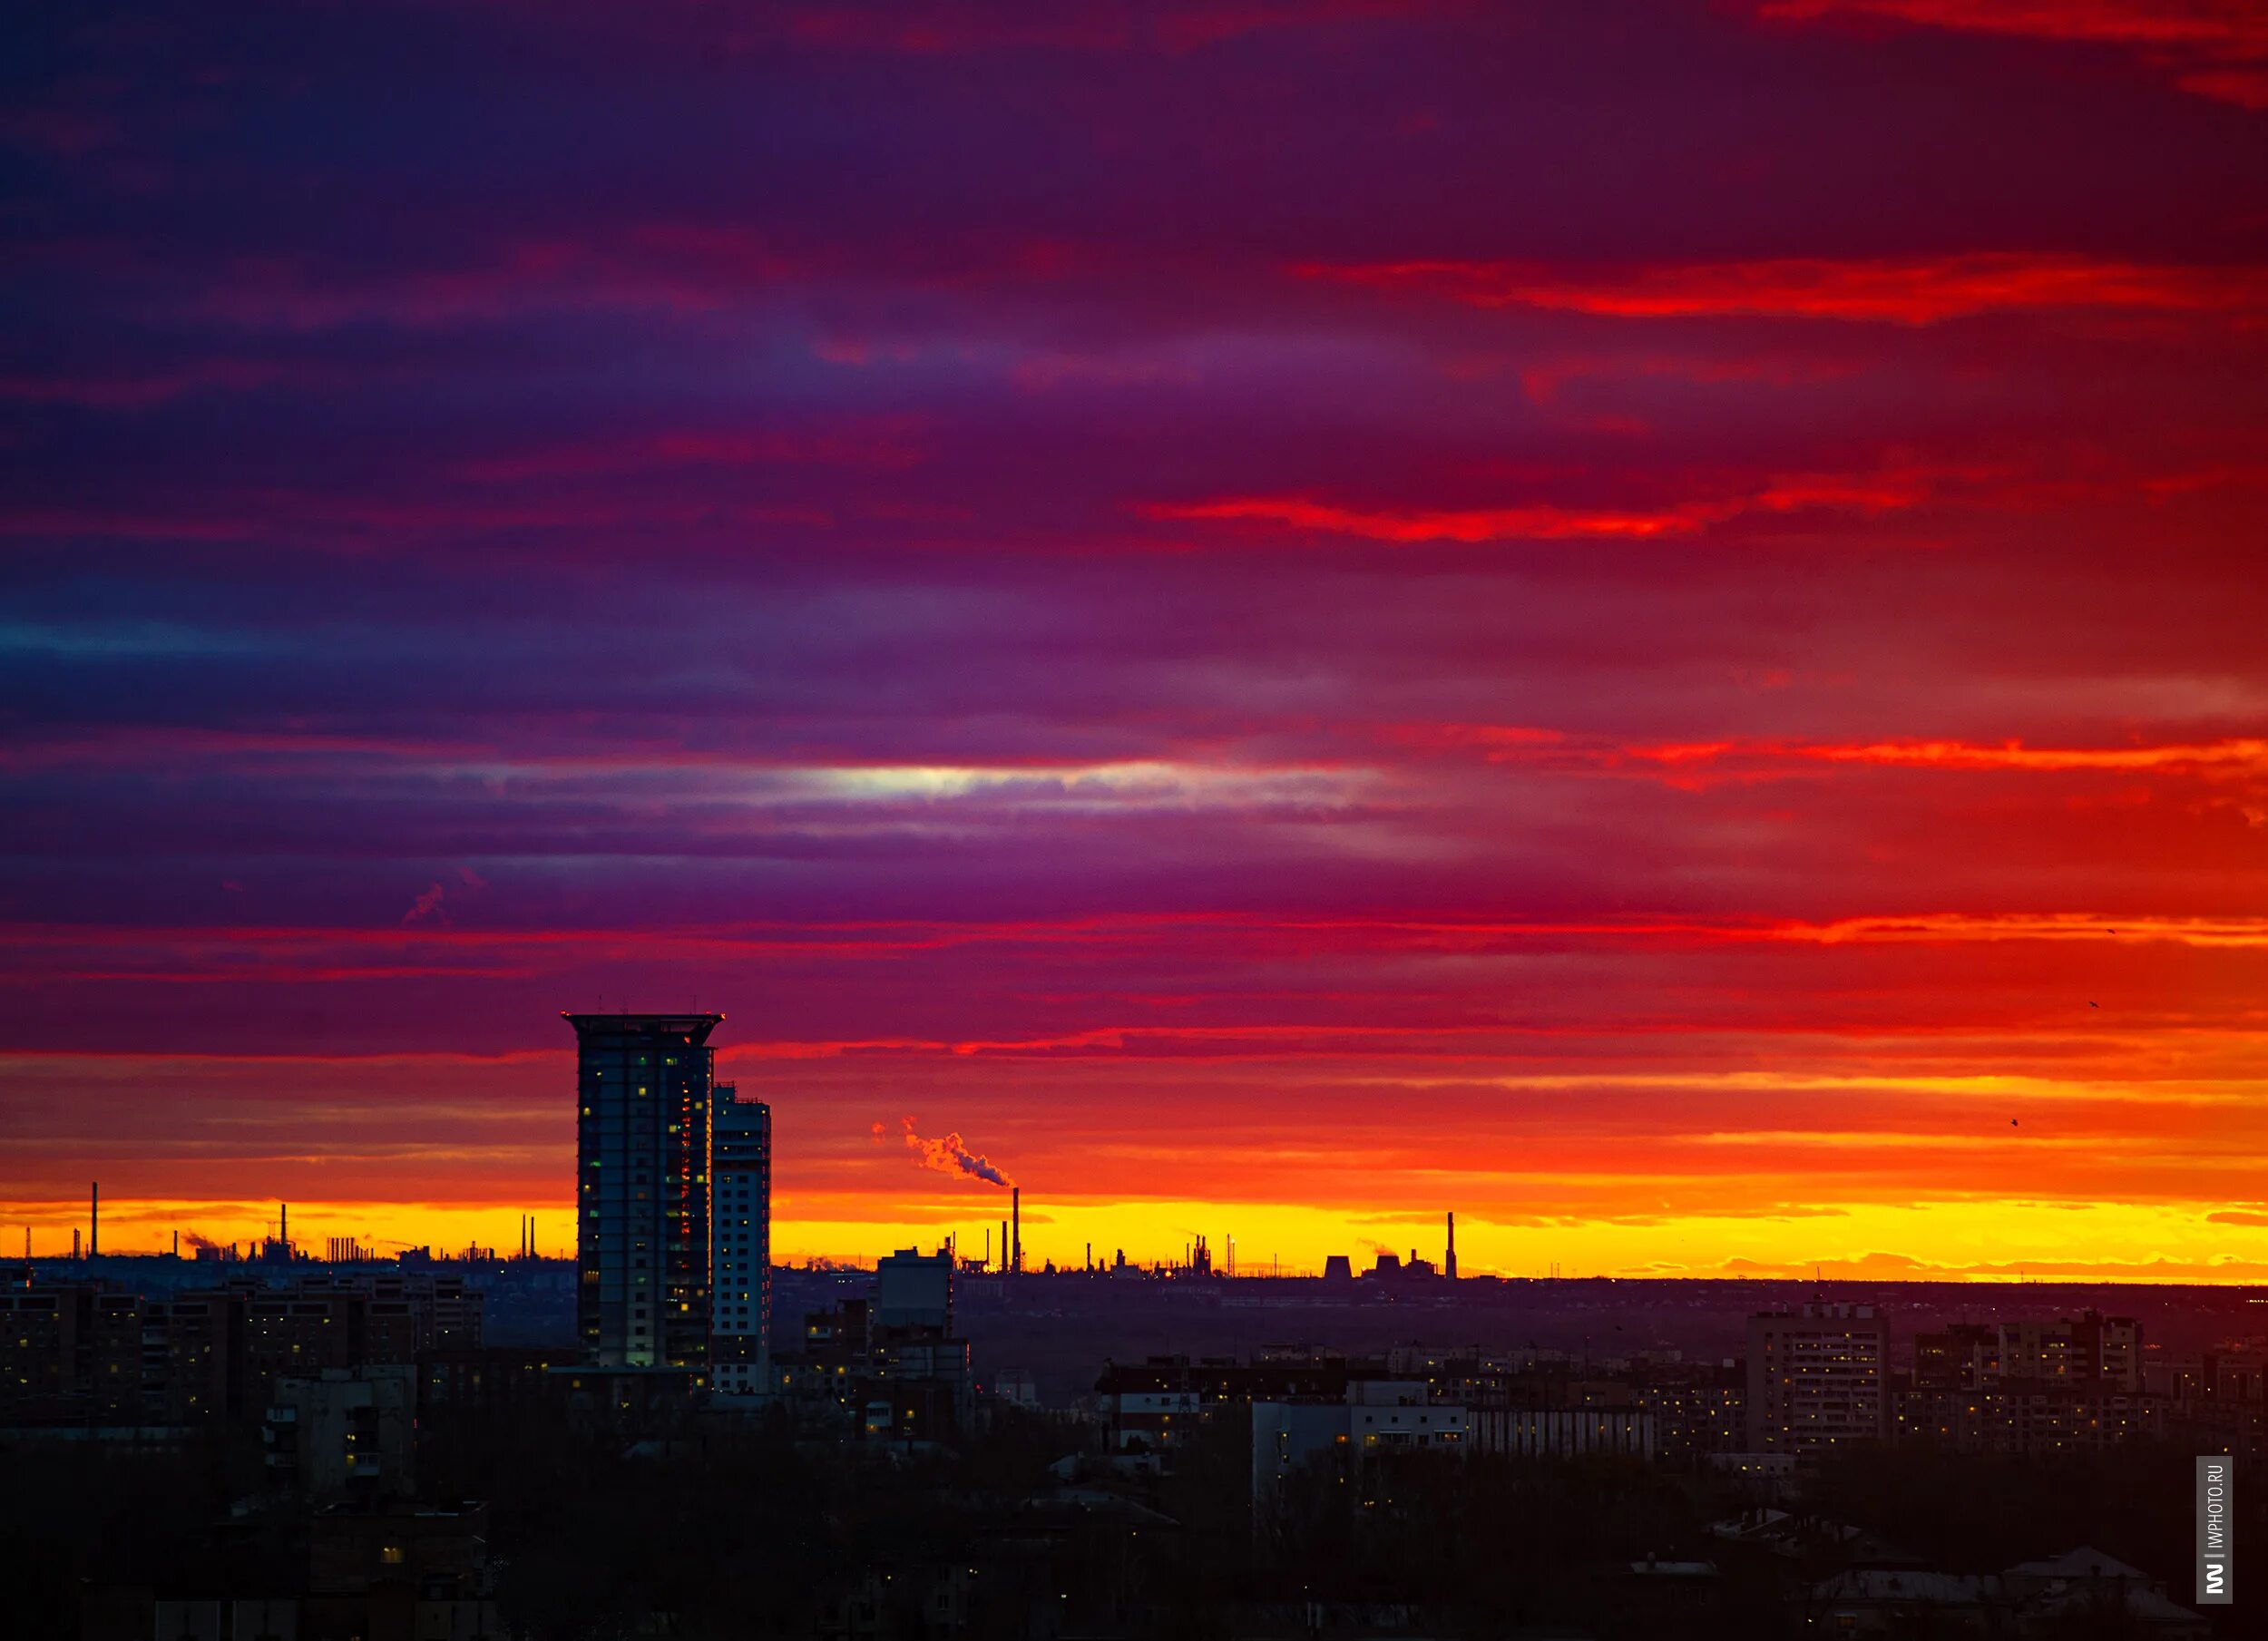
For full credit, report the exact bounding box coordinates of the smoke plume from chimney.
[896,1117,1013,1187]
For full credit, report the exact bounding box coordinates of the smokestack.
[280,1202,288,1255]
[1012,1187,1021,1275]
[1446,1212,1457,1281]
[172,1229,179,1260]
[90,1181,98,1258]
[1000,1221,1007,1274]
[73,1227,81,1260]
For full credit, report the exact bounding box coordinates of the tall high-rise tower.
[567,1012,722,1368]
[709,1085,772,1394]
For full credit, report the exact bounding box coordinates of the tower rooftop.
[562,1011,724,1045]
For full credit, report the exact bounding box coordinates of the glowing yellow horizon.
[13,1193,2267,1285]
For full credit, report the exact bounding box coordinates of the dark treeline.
[2,1411,2253,1638]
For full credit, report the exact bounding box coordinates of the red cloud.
[1400,725,2268,783]
[1629,736,2268,777]
[1144,495,1743,542]
[1143,465,1936,543]
[1758,2,2268,111]
[1298,253,2264,324]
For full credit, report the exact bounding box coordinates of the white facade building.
[1252,1381,1468,1523]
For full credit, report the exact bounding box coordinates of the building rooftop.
[2006,1547,2153,1583]
[1809,1568,1995,1606]
[562,1012,724,1045]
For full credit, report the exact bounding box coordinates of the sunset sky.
[6,1,2268,1279]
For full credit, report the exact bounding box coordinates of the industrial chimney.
[1012,1187,1022,1275]
[1445,1211,1457,1281]
[90,1181,98,1259]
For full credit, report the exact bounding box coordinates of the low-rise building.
[1471,1404,1656,1460]
[1252,1381,1467,1524]
[266,1364,415,1499]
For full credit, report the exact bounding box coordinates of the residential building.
[710,1085,771,1395]
[1252,1381,1468,1525]
[265,1364,416,1499]
[567,1011,722,1368]
[1745,1303,1887,1460]
[1472,1404,1656,1460]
